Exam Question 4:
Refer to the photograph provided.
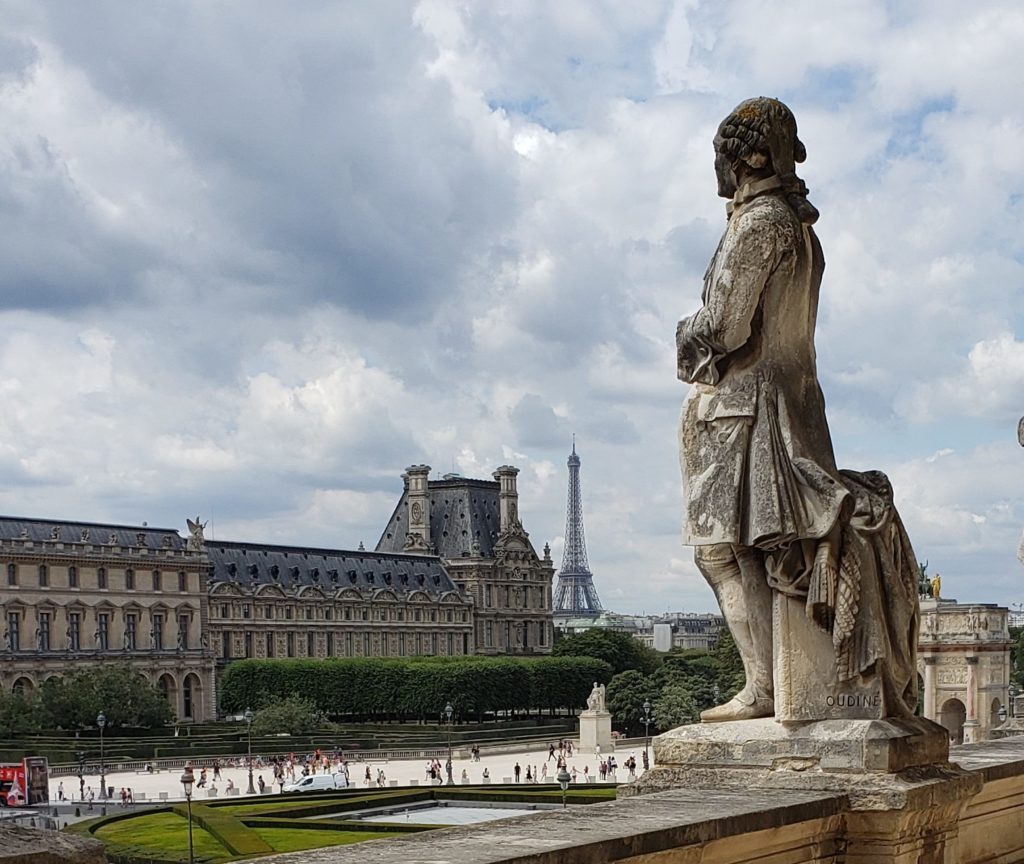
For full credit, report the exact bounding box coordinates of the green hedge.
[218,656,613,719]
[171,802,272,857]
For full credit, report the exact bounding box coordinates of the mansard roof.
[0,515,187,550]
[206,540,459,598]
[375,476,501,560]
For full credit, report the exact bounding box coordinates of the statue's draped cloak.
[677,190,919,717]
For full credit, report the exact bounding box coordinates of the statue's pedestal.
[624,717,979,863]
[653,716,948,774]
[579,710,613,753]
[774,593,884,721]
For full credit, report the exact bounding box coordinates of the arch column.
[923,656,937,721]
[963,656,980,744]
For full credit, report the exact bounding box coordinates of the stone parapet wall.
[254,736,1024,864]
[0,823,105,864]
[258,787,846,864]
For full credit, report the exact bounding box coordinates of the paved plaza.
[50,742,656,809]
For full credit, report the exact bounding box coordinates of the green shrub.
[219,656,612,719]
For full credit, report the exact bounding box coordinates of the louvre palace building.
[0,464,554,722]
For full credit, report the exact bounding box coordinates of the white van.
[282,773,348,794]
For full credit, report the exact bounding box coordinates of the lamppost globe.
[444,702,454,785]
[641,701,653,767]
[180,767,195,864]
[557,766,571,809]
[244,708,256,795]
[96,712,107,801]
[998,705,1008,724]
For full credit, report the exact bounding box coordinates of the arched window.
[38,565,48,587]
[97,567,107,589]
[152,570,161,591]
[125,569,135,590]
[68,565,78,588]
[7,563,16,586]
[182,675,194,719]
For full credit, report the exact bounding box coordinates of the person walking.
[57,782,64,801]
[514,762,521,783]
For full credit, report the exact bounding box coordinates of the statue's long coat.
[677,190,847,550]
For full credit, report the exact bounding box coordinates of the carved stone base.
[624,716,978,863]
[653,716,949,774]
[623,760,981,863]
[579,710,613,753]
[774,592,884,721]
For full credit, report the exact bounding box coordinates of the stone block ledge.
[258,787,846,864]
[256,736,1024,864]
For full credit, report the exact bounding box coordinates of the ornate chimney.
[403,465,431,552]
[493,465,521,534]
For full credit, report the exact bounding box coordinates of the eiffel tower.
[552,438,603,620]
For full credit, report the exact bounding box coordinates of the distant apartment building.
[559,609,725,653]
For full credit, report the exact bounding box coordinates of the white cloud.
[0,0,1020,615]
[905,333,1024,423]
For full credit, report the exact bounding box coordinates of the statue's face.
[713,144,737,199]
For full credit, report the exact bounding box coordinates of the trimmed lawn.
[95,811,231,862]
[253,827,395,852]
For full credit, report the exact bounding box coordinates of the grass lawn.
[94,811,231,862]
[252,826,396,852]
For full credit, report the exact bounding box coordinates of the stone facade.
[0,463,552,719]
[207,543,474,669]
[376,466,555,655]
[0,518,217,721]
[918,598,1012,744]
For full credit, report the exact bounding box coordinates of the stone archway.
[991,697,1004,729]
[940,697,967,744]
[11,676,35,695]
[157,673,178,717]
[181,672,203,721]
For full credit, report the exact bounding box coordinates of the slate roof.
[375,477,502,559]
[0,516,187,549]
[206,540,459,597]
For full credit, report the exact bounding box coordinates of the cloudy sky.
[0,1,1021,615]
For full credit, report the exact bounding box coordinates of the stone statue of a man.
[677,98,920,724]
[586,682,607,713]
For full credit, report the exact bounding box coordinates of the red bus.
[0,758,49,807]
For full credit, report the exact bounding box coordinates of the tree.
[711,629,745,701]
[38,665,172,729]
[251,695,325,736]
[0,689,46,737]
[553,629,661,676]
[1011,626,1024,688]
[653,684,699,731]
[606,669,659,735]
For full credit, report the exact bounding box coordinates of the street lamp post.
[244,708,256,795]
[642,701,653,763]
[557,766,571,809]
[96,712,107,800]
[180,766,195,864]
[444,702,454,785]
